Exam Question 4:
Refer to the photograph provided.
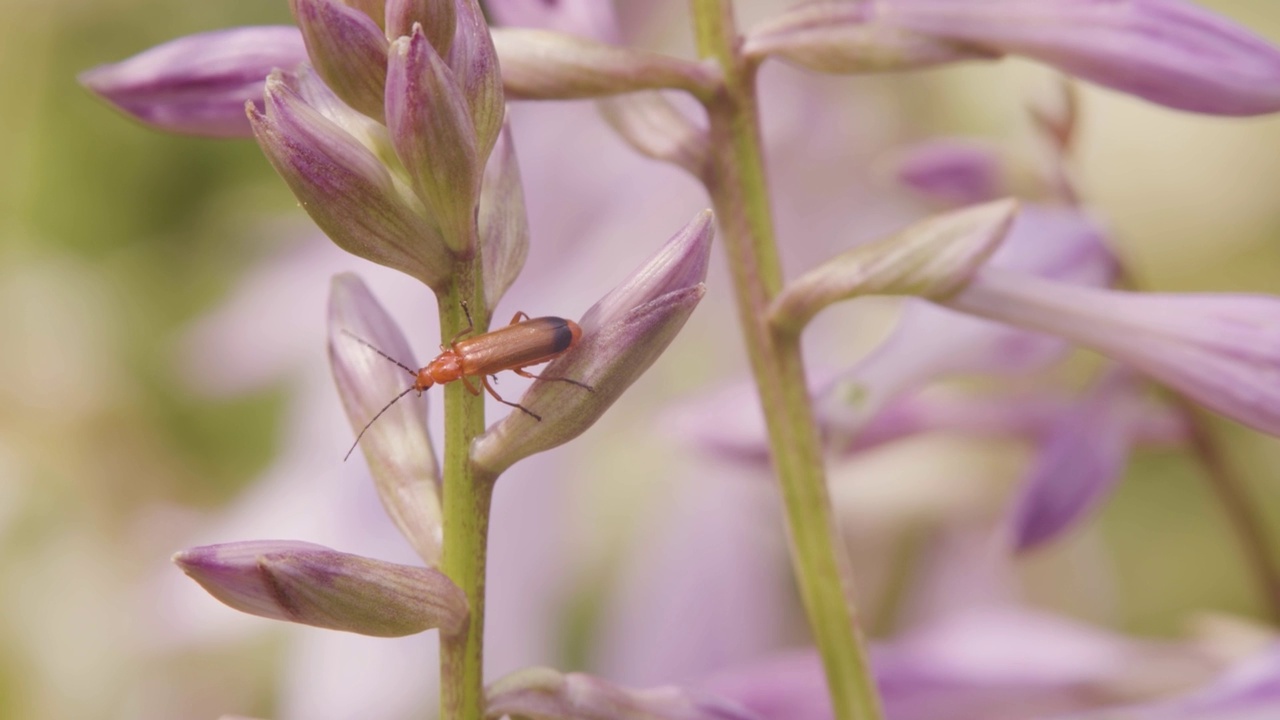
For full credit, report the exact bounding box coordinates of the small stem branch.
[439,262,491,720]
[1177,399,1280,621]
[689,1,883,718]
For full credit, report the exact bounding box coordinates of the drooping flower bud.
[248,72,452,290]
[769,199,1018,335]
[478,118,530,310]
[173,540,468,637]
[471,211,714,478]
[290,0,391,121]
[79,26,306,138]
[329,273,442,565]
[598,92,710,179]
[386,25,481,251]
[889,139,1006,207]
[491,29,718,100]
[485,667,762,720]
[944,269,1280,436]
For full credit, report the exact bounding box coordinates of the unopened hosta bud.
[174,541,468,637]
[448,0,504,159]
[248,72,452,290]
[386,25,481,251]
[290,0,391,121]
[744,2,996,73]
[479,118,530,310]
[485,667,762,720]
[472,211,714,478]
[78,26,307,138]
[329,273,442,565]
[769,198,1018,335]
[491,29,718,100]
[387,0,455,50]
[598,92,710,179]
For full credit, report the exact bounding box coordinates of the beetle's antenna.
[345,386,416,461]
[341,330,417,378]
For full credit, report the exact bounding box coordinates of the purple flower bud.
[1007,366,1147,553]
[478,118,530,310]
[328,273,442,564]
[471,211,714,477]
[387,0,455,50]
[248,72,452,289]
[386,26,481,251]
[290,0,390,121]
[79,26,306,138]
[743,2,998,73]
[945,269,1280,436]
[769,199,1019,335]
[890,139,1006,207]
[491,29,719,100]
[485,667,762,720]
[448,0,505,160]
[888,0,1280,116]
[598,92,710,178]
[173,540,467,637]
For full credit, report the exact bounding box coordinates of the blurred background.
[3,0,1280,718]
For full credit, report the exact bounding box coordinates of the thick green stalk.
[689,2,883,718]
[439,261,492,720]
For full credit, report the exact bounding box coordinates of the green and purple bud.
[486,667,761,720]
[79,26,306,138]
[479,118,530,310]
[173,540,467,637]
[386,0,456,50]
[386,25,482,252]
[289,0,390,121]
[471,210,714,478]
[447,0,504,159]
[769,198,1019,335]
[248,71,452,290]
[328,273,442,565]
[598,92,710,179]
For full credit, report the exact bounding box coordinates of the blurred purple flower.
[486,667,762,720]
[749,0,1280,116]
[1006,365,1151,553]
[78,26,306,137]
[945,269,1280,436]
[889,139,1006,207]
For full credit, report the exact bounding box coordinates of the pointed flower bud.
[448,0,505,160]
[472,211,714,478]
[1007,366,1149,553]
[945,269,1280,436]
[598,92,710,178]
[248,72,452,289]
[387,0,455,50]
[769,199,1018,335]
[79,26,306,138]
[329,273,442,565]
[290,0,390,121]
[485,667,762,720]
[889,139,1006,207]
[386,26,481,251]
[479,118,530,310]
[744,2,998,73]
[491,29,719,100]
[173,540,468,637]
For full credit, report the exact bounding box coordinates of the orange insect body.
[342,311,587,460]
[416,315,583,391]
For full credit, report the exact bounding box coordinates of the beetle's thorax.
[418,353,463,390]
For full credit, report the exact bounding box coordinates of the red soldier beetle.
[341,306,593,460]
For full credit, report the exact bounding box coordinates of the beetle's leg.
[482,375,541,420]
[447,301,477,348]
[513,366,595,391]
[508,311,531,325]
[460,375,481,396]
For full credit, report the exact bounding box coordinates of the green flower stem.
[438,261,492,720]
[690,2,884,719]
